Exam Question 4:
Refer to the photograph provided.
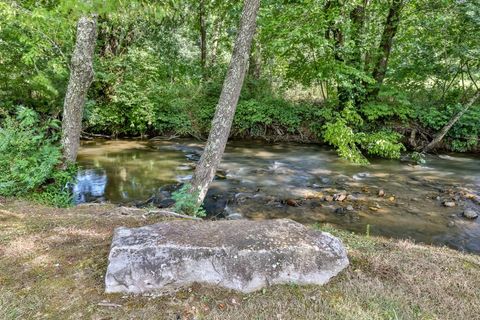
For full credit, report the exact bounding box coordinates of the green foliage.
[1,0,479,173]
[172,184,206,218]
[323,109,405,164]
[418,102,480,152]
[324,118,368,164]
[357,131,406,159]
[28,165,77,208]
[410,152,426,165]
[361,88,413,121]
[0,107,75,207]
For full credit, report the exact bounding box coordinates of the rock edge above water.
[105,219,349,294]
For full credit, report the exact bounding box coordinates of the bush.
[171,184,206,218]
[0,107,75,207]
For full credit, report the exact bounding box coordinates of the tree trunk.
[61,15,97,164]
[349,1,368,104]
[369,0,403,98]
[248,38,262,80]
[423,91,480,153]
[324,1,348,106]
[190,0,260,204]
[199,0,207,76]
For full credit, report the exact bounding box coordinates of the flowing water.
[75,139,480,254]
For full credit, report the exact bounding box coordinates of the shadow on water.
[75,139,480,254]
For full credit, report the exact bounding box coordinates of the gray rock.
[463,208,479,219]
[443,201,456,207]
[105,219,349,295]
[225,213,244,220]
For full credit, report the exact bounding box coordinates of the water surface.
[75,139,480,253]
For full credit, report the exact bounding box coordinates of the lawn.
[0,199,479,319]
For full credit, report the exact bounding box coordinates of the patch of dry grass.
[0,199,479,319]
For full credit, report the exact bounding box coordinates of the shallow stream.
[75,139,480,253]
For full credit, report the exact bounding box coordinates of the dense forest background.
[1,0,479,165]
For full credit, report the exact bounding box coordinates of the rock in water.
[443,201,456,207]
[105,219,349,294]
[463,208,479,219]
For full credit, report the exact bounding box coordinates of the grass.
[0,198,479,320]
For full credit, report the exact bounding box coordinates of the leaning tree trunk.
[423,91,480,153]
[190,0,260,205]
[61,15,97,164]
[369,0,403,98]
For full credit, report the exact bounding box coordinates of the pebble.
[346,205,354,211]
[346,194,357,201]
[378,189,385,197]
[443,201,456,207]
[324,195,334,202]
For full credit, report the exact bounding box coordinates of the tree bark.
[423,91,480,153]
[190,0,260,204]
[248,38,262,80]
[324,1,348,106]
[61,15,97,164]
[369,0,403,98]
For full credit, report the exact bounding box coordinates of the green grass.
[0,199,479,319]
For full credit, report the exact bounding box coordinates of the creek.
[75,139,480,253]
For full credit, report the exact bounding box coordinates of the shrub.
[171,184,206,218]
[0,107,75,207]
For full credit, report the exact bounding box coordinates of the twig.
[97,302,122,308]
[147,210,202,221]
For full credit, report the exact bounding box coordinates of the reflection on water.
[75,139,480,254]
[76,140,190,203]
[73,169,107,203]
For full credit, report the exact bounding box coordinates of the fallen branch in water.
[81,131,112,139]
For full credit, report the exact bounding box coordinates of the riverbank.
[1,199,478,319]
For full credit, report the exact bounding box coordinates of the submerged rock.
[105,219,349,294]
[463,208,479,219]
[443,201,456,207]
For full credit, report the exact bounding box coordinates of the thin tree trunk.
[190,0,260,204]
[423,91,480,153]
[324,1,348,106]
[199,0,207,76]
[209,17,224,67]
[369,0,403,98]
[61,15,97,164]
[248,38,262,80]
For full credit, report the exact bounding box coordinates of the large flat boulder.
[105,219,348,294]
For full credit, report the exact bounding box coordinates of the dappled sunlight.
[29,254,54,268]
[3,236,41,258]
[52,226,109,240]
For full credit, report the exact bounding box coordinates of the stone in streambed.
[105,219,349,294]
[443,201,456,207]
[463,208,478,219]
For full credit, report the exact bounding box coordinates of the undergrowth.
[0,107,76,207]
